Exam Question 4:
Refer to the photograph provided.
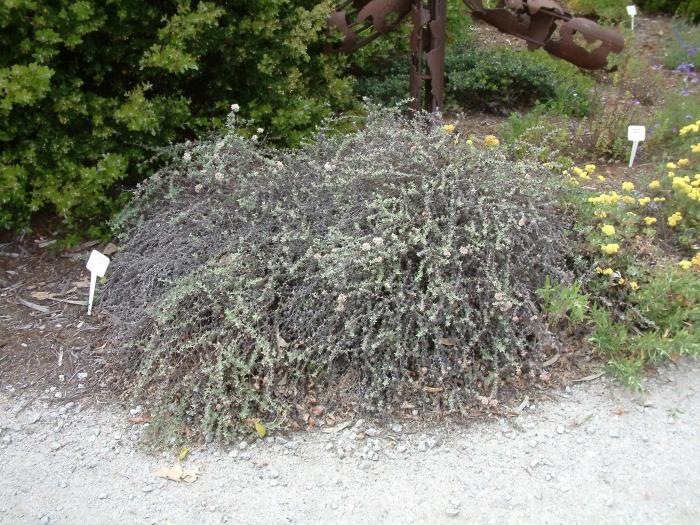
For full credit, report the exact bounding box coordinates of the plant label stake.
[626,5,637,30]
[628,125,645,167]
[86,249,110,316]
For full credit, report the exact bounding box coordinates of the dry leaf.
[102,243,118,256]
[423,386,444,394]
[572,371,604,383]
[178,447,190,462]
[154,463,199,483]
[541,354,559,367]
[322,421,351,433]
[310,405,325,416]
[128,415,152,424]
[438,337,457,347]
[30,291,53,301]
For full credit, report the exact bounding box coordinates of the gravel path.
[1,361,699,525]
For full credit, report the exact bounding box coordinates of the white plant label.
[86,249,110,315]
[626,5,637,30]
[627,125,646,168]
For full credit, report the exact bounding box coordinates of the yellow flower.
[648,180,660,189]
[585,164,596,174]
[618,277,625,285]
[622,181,634,192]
[692,252,700,269]
[601,243,620,255]
[601,224,616,236]
[570,178,580,187]
[692,143,700,153]
[594,210,608,218]
[466,139,473,146]
[453,138,459,145]
[678,158,690,167]
[668,171,676,178]
[643,217,657,226]
[638,197,651,206]
[653,197,666,202]
[442,124,456,134]
[597,175,606,182]
[622,196,636,204]
[667,212,683,227]
[666,162,678,169]
[680,124,700,135]
[484,135,500,147]
[603,268,614,276]
[573,167,588,179]
[679,260,692,270]
[629,281,639,291]
[596,267,614,276]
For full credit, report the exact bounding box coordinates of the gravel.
[0,361,699,524]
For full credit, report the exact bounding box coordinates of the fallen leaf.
[541,354,559,367]
[254,421,267,438]
[423,386,444,394]
[438,337,457,347]
[128,415,152,424]
[310,405,325,416]
[30,291,53,301]
[154,463,199,483]
[322,421,351,434]
[572,371,604,383]
[178,447,190,462]
[17,298,51,313]
[102,243,118,256]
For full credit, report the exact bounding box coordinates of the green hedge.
[0,1,351,234]
[638,0,700,22]
[569,0,700,22]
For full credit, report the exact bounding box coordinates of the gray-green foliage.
[105,109,574,441]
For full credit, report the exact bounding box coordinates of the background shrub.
[637,0,700,22]
[0,1,352,233]
[357,35,595,117]
[103,110,575,441]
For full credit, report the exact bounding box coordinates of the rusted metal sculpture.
[328,0,624,112]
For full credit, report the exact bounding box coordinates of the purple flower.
[681,88,690,96]
[676,63,696,74]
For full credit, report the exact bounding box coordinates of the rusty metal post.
[410,0,447,112]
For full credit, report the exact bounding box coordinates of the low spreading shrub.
[103,109,575,441]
